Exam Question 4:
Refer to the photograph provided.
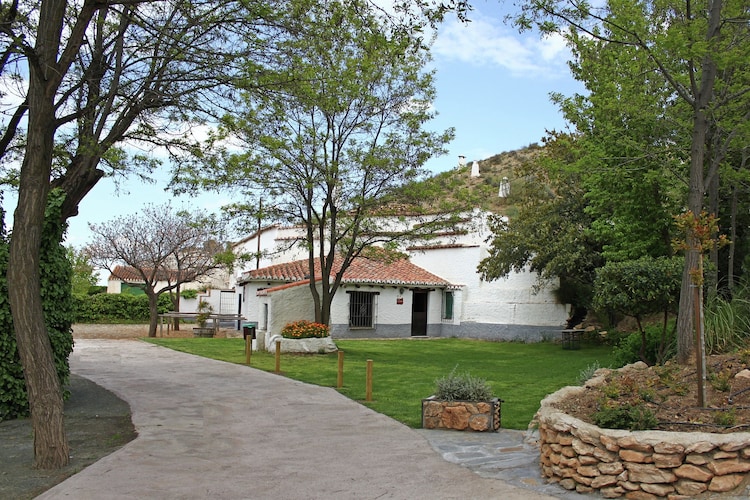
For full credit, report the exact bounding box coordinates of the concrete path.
[38,340,562,500]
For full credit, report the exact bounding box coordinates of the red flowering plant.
[280,320,330,339]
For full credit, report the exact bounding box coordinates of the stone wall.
[536,384,750,497]
[422,397,501,432]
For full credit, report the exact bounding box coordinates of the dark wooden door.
[411,290,428,336]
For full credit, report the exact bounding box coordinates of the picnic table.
[158,312,245,336]
[560,329,585,350]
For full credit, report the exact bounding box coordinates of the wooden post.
[366,359,373,401]
[337,351,344,388]
[245,336,252,365]
[275,340,281,373]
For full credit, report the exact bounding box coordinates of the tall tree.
[86,203,233,337]
[0,0,274,468]
[176,0,461,325]
[67,245,98,295]
[513,0,750,362]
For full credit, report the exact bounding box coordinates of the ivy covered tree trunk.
[7,0,81,469]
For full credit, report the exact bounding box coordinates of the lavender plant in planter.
[422,367,502,432]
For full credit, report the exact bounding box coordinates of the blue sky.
[7,2,583,253]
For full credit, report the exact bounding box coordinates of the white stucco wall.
[408,245,568,328]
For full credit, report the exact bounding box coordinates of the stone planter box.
[421,396,502,432]
[536,369,750,497]
[279,336,338,354]
[192,327,215,338]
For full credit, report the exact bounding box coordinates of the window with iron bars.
[348,290,378,328]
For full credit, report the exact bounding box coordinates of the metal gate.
[219,291,241,329]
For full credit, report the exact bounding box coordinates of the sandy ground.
[72,323,242,339]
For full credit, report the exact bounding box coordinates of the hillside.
[419,143,543,216]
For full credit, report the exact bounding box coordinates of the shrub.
[433,366,495,401]
[704,286,750,354]
[612,321,676,367]
[593,402,658,431]
[73,292,173,323]
[180,289,199,300]
[578,361,601,385]
[280,320,329,339]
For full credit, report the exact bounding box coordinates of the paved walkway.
[38,340,572,499]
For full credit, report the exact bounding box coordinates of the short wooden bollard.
[275,340,281,373]
[366,359,373,402]
[337,351,344,388]
[245,336,252,365]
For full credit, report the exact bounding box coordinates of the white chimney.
[458,155,466,168]
[470,161,480,177]
[498,177,510,198]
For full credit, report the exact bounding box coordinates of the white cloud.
[432,13,571,78]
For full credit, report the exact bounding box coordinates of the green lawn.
[144,337,614,429]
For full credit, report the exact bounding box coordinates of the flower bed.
[536,378,750,497]
[281,320,329,339]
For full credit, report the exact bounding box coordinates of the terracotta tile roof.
[406,243,480,251]
[108,265,192,283]
[239,254,452,287]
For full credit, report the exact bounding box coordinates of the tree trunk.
[676,0,721,364]
[147,292,159,337]
[8,0,70,468]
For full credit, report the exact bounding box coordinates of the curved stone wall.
[536,382,750,497]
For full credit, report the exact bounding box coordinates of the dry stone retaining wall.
[536,380,750,497]
[422,397,502,432]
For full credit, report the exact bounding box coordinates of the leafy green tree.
[0,0,274,468]
[67,246,98,296]
[478,133,604,316]
[178,0,459,325]
[513,0,750,362]
[593,257,683,365]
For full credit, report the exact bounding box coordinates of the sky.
[4,1,584,263]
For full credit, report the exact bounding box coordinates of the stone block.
[707,458,750,475]
[579,455,599,465]
[618,436,653,453]
[674,479,708,496]
[708,473,744,492]
[654,442,685,455]
[620,449,653,464]
[721,439,750,452]
[594,446,619,463]
[600,434,620,452]
[623,490,658,499]
[640,482,675,496]
[559,478,577,490]
[577,465,600,477]
[601,486,626,498]
[685,453,709,465]
[685,442,716,454]
[626,463,677,484]
[572,438,596,456]
[673,464,713,482]
[590,474,618,488]
[653,453,684,468]
[598,461,625,475]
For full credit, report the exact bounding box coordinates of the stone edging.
[535,364,750,497]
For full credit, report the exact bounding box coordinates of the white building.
[233,211,569,346]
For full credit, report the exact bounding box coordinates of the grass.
[144,337,615,429]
